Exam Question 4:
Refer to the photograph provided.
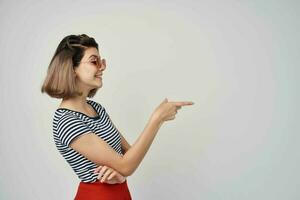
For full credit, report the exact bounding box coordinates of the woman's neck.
[60,95,89,110]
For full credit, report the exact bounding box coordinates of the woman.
[41,34,194,199]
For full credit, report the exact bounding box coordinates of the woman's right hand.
[151,98,194,124]
[94,165,126,184]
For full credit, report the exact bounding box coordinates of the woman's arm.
[70,116,162,177]
[69,99,192,177]
[94,130,130,182]
[93,130,131,183]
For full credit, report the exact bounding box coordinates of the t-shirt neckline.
[56,100,100,119]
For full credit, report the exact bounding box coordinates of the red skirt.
[74,180,132,200]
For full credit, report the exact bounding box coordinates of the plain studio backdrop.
[0,0,299,199]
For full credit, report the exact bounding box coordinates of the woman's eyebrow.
[88,55,100,59]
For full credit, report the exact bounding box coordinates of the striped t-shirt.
[53,99,123,183]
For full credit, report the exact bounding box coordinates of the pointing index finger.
[174,101,194,106]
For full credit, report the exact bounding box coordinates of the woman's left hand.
[93,165,126,184]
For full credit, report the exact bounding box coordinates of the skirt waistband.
[74,180,132,200]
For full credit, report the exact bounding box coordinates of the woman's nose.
[98,59,106,70]
[100,58,106,70]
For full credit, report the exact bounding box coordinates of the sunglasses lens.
[90,58,103,67]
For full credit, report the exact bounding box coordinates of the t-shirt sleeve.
[57,114,92,146]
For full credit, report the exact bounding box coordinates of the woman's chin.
[95,78,103,87]
[95,83,102,88]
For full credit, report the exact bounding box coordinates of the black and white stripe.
[53,99,123,183]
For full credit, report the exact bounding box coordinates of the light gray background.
[0,0,299,199]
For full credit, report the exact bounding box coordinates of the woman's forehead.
[84,47,101,59]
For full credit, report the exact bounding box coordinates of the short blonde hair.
[41,34,99,99]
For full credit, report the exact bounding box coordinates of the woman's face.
[74,47,106,92]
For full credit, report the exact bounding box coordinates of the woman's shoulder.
[53,108,79,123]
